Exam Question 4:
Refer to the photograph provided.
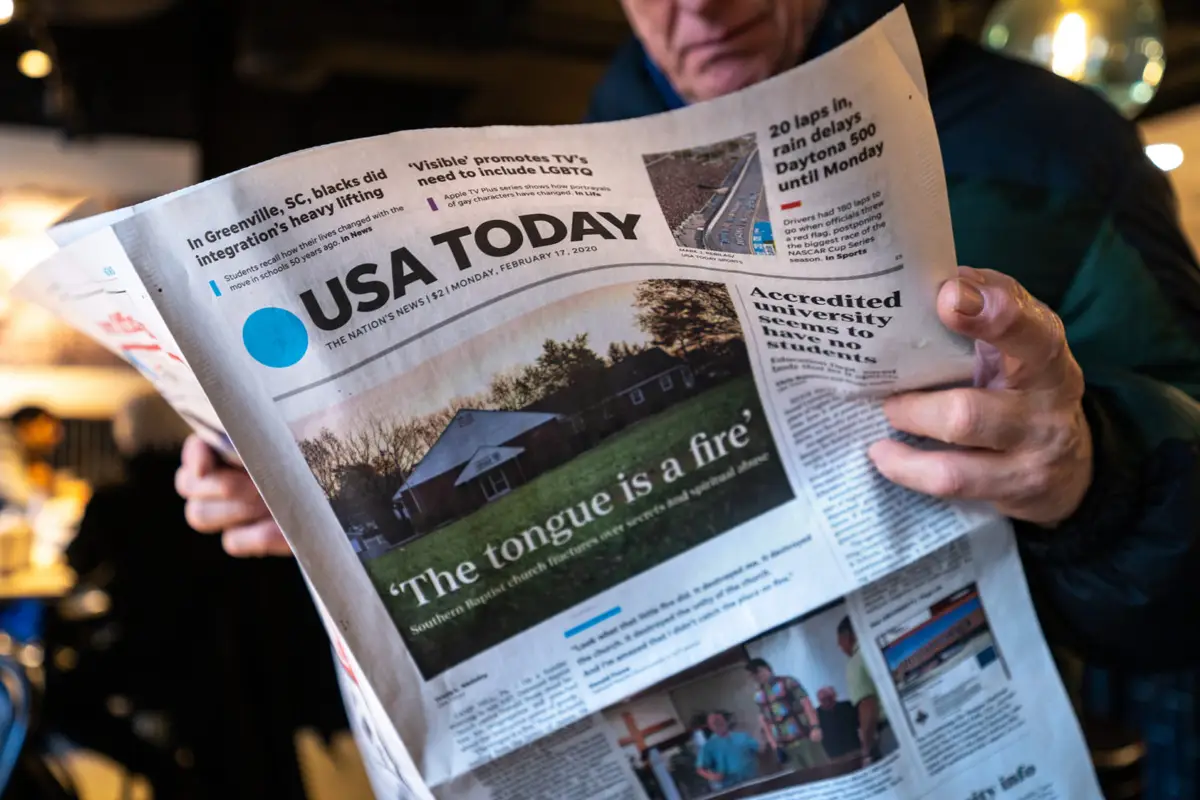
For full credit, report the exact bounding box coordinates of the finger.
[868,439,1021,501]
[176,435,218,496]
[181,467,262,503]
[185,495,270,533]
[222,519,292,558]
[882,388,1027,451]
[937,267,1068,388]
[180,434,217,476]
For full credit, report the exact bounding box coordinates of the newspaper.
[16,9,1101,799]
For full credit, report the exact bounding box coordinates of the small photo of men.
[746,658,828,770]
[602,599,901,799]
[836,615,900,765]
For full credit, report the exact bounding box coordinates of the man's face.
[15,414,62,455]
[817,687,836,710]
[751,666,773,685]
[620,0,829,102]
[707,713,729,735]
[837,631,854,656]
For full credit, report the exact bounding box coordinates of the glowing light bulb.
[982,0,1167,119]
[17,49,52,79]
[1051,13,1090,81]
[0,0,13,26]
[1145,143,1183,171]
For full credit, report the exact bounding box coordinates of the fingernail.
[953,279,985,317]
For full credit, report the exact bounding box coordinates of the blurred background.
[0,0,1195,798]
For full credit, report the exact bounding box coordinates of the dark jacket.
[586,37,1200,671]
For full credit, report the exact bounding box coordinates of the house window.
[659,373,674,391]
[482,469,511,501]
[682,367,695,388]
[570,414,586,433]
[630,387,646,406]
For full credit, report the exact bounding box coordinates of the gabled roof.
[604,347,682,389]
[528,347,683,414]
[454,446,524,486]
[395,409,558,494]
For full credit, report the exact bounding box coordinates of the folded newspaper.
[16,10,1102,799]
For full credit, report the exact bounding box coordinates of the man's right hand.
[175,435,292,557]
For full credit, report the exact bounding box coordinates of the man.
[746,658,827,770]
[837,617,897,764]
[814,686,861,760]
[695,711,764,790]
[0,406,64,509]
[177,0,1200,786]
[179,0,1200,659]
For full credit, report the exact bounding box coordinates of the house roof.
[395,408,558,494]
[454,445,525,487]
[604,347,682,389]
[529,347,684,414]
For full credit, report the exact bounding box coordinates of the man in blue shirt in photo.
[696,711,764,790]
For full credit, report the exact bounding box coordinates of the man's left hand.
[868,267,1093,527]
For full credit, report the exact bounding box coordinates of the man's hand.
[175,435,293,557]
[869,267,1093,526]
[810,727,823,743]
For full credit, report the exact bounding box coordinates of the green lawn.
[365,374,795,677]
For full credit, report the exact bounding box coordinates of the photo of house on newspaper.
[643,133,776,255]
[391,344,699,534]
[875,584,1010,735]
[291,278,795,677]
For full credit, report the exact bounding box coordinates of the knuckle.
[1050,408,1088,456]
[243,526,271,550]
[174,468,189,498]
[944,392,982,443]
[184,501,212,532]
[1019,465,1054,500]
[927,459,965,497]
[988,286,1025,338]
[1017,451,1058,497]
[1035,304,1068,362]
[221,531,250,557]
[1060,355,1085,400]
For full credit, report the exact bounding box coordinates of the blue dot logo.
[242,307,309,368]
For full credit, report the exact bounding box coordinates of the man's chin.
[684,59,775,103]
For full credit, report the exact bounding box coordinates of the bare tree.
[487,367,541,410]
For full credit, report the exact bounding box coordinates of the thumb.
[936,269,985,327]
[936,267,1068,389]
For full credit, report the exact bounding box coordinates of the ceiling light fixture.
[17,49,52,80]
[982,0,1167,119]
[0,189,84,290]
[1145,143,1184,171]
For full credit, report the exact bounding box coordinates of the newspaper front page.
[15,9,1101,798]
